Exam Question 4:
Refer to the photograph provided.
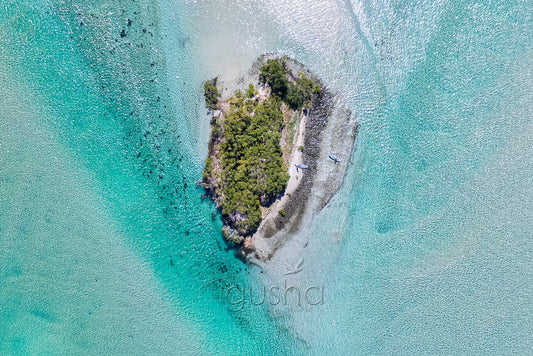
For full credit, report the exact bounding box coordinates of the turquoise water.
[1,0,531,354]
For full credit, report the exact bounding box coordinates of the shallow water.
[1,0,531,354]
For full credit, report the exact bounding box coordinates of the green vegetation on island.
[203,80,219,110]
[259,58,321,110]
[202,58,322,243]
[218,94,289,235]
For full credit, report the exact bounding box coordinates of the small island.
[201,56,326,250]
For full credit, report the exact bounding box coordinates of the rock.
[244,237,252,248]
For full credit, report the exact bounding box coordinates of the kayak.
[294,163,308,170]
[328,154,340,163]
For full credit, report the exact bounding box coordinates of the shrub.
[204,81,219,110]
[279,209,286,217]
[259,63,321,110]
[260,59,289,99]
[246,83,256,98]
[286,83,304,110]
[203,157,212,181]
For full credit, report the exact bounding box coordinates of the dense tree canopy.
[259,59,322,110]
[203,81,219,110]
[203,58,322,237]
[259,59,289,99]
[215,95,289,233]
